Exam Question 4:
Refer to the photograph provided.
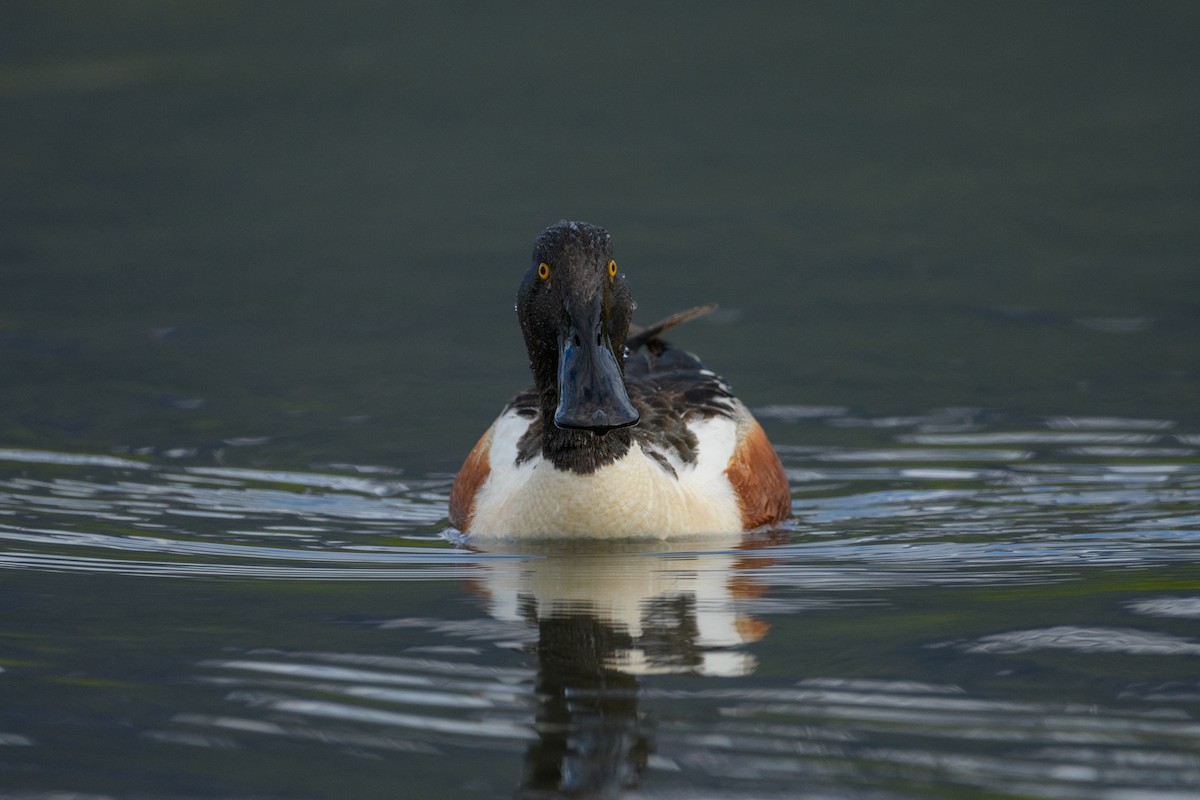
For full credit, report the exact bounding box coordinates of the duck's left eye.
[607,259,618,278]
[538,262,551,280]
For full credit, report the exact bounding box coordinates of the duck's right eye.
[537,262,551,280]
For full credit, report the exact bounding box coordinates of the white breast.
[466,408,745,539]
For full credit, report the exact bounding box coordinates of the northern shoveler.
[450,220,790,538]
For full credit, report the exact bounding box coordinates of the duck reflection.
[466,535,775,799]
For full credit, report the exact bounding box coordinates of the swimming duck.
[450,221,790,538]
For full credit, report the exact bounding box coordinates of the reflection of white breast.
[474,538,764,676]
[468,409,745,538]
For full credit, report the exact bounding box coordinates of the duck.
[449,220,790,538]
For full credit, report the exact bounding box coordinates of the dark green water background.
[4,2,1197,473]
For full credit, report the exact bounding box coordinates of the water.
[3,410,1200,798]
[3,2,1200,798]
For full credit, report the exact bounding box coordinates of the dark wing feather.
[625,303,719,355]
[624,309,736,469]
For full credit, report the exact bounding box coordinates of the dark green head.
[516,221,639,434]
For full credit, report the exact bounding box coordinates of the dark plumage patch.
[512,387,634,475]
[624,342,735,466]
[514,336,736,475]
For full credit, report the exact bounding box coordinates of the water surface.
[4,409,1200,798]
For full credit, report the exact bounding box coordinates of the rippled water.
[4,409,1199,799]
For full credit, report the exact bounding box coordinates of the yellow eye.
[607,259,618,278]
[538,262,551,280]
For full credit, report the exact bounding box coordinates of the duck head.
[517,221,640,434]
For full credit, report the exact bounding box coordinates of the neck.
[516,383,634,475]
